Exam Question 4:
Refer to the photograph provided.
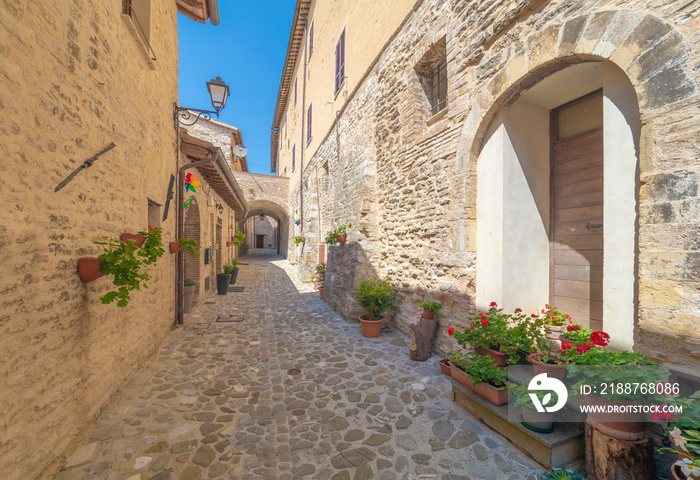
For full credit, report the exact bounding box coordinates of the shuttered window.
[309,21,314,55]
[335,29,345,94]
[307,104,312,144]
[292,145,296,172]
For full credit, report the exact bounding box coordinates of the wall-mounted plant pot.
[183,284,195,314]
[439,358,452,376]
[300,237,306,243]
[216,274,231,295]
[78,258,105,283]
[170,242,182,254]
[229,267,239,285]
[121,233,146,248]
[337,234,346,245]
[226,242,233,247]
[474,346,509,368]
[359,315,383,337]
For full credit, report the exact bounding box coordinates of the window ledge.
[426,107,449,126]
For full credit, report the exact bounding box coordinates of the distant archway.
[245,199,290,258]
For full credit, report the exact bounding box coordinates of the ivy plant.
[95,238,151,307]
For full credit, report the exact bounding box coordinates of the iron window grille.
[335,29,345,94]
[307,104,312,144]
[292,145,296,171]
[430,59,448,116]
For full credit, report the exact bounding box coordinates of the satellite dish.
[233,145,248,157]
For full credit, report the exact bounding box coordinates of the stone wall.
[0,1,182,478]
[184,118,246,170]
[290,0,700,364]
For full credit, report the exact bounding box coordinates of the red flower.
[561,342,573,351]
[566,315,572,322]
[448,327,455,336]
[531,314,539,318]
[479,313,488,320]
[590,331,610,347]
[481,320,489,326]
[576,343,592,355]
[470,322,476,327]
[490,301,497,307]
[545,304,550,309]
[514,308,522,314]
[567,325,581,332]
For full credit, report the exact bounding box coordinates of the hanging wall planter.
[226,241,233,247]
[121,233,147,248]
[78,258,105,283]
[337,234,346,245]
[170,242,182,254]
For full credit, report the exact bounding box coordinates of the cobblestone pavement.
[50,250,543,480]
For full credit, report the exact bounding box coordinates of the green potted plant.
[232,229,246,247]
[448,350,509,405]
[138,227,165,266]
[183,278,196,314]
[541,304,571,338]
[510,383,556,433]
[353,277,397,337]
[316,263,326,299]
[94,237,151,307]
[229,259,240,284]
[539,469,586,480]
[293,235,305,246]
[326,223,352,245]
[419,300,442,320]
[217,267,232,295]
[177,238,200,257]
[661,404,700,480]
[559,323,592,344]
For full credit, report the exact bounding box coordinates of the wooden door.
[551,126,604,330]
[255,235,264,248]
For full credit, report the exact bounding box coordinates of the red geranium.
[481,320,489,326]
[490,302,497,307]
[567,324,581,332]
[590,331,610,347]
[514,308,522,314]
[561,342,573,351]
[576,343,593,355]
[531,314,538,318]
[448,327,455,336]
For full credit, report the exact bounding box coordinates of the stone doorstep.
[452,380,585,468]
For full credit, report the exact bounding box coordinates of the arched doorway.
[244,199,290,258]
[474,60,640,349]
[183,197,201,297]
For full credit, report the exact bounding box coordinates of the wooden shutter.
[335,29,345,93]
[309,21,314,54]
[307,104,312,142]
[292,145,295,171]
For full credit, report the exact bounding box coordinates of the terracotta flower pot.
[422,308,435,320]
[337,234,346,245]
[170,242,181,254]
[521,404,555,433]
[474,346,508,368]
[300,237,305,243]
[671,463,698,480]
[319,286,324,299]
[439,358,452,376]
[449,363,508,405]
[584,394,647,441]
[226,241,233,247]
[530,353,569,382]
[359,315,383,337]
[121,233,146,248]
[78,258,105,283]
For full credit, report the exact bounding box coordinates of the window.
[147,199,161,228]
[292,145,296,171]
[294,78,297,106]
[335,29,345,94]
[309,21,314,55]
[121,0,156,64]
[307,104,312,144]
[414,38,448,118]
[430,59,448,116]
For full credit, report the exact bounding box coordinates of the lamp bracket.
[174,104,219,126]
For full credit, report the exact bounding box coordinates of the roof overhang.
[176,0,219,25]
[270,0,311,173]
[180,128,247,217]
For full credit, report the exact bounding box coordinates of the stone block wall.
[0,1,182,477]
[290,0,700,363]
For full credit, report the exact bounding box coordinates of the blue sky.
[177,2,296,175]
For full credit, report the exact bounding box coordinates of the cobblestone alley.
[49,250,543,480]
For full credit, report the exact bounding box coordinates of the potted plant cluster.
[316,263,326,299]
[326,223,352,245]
[353,276,397,337]
[449,350,509,405]
[183,278,196,314]
[81,227,165,307]
[293,235,305,246]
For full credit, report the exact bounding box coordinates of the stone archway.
[183,197,201,297]
[244,199,290,258]
[459,10,698,352]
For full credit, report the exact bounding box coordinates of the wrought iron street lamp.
[175,76,230,126]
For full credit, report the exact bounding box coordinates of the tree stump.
[585,422,656,480]
[409,315,438,361]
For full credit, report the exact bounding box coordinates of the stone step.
[452,379,585,468]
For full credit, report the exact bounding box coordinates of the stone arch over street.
[459,9,698,354]
[245,199,290,257]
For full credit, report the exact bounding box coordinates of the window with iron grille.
[309,21,314,55]
[430,59,448,116]
[292,145,296,172]
[307,104,312,144]
[294,78,297,106]
[335,29,345,94]
[414,38,448,119]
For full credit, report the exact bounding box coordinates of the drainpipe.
[299,14,309,236]
[177,151,217,325]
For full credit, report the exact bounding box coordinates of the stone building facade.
[272,0,700,366]
[0,1,224,478]
[184,116,249,171]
